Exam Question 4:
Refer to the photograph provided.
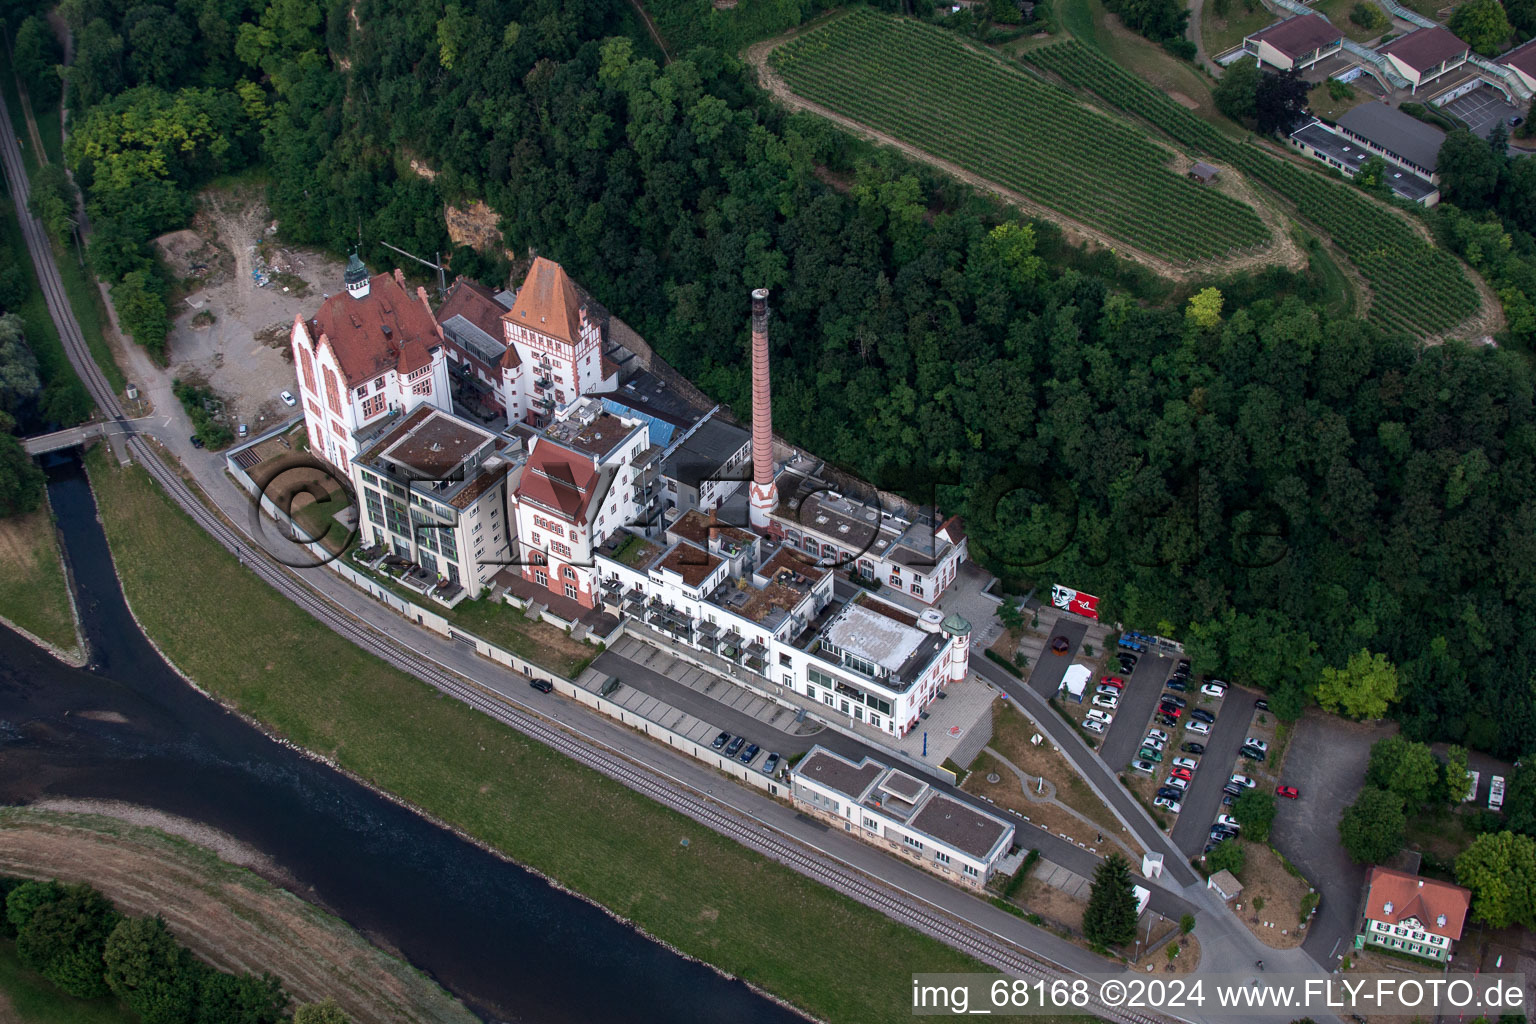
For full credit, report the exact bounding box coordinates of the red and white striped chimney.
[748,287,778,530]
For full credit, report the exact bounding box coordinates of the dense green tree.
[1448,0,1512,55]
[0,261,29,312]
[104,916,198,1024]
[1083,853,1138,947]
[27,163,79,244]
[1254,69,1309,135]
[0,314,41,417]
[194,967,288,1024]
[69,18,125,109]
[14,881,121,998]
[1456,831,1536,928]
[1206,840,1246,875]
[1439,129,1502,210]
[1317,650,1399,720]
[1232,790,1276,842]
[1102,0,1188,40]
[124,5,194,87]
[1364,735,1440,808]
[293,999,351,1024]
[1437,745,1471,807]
[110,269,171,359]
[1338,786,1406,863]
[0,410,45,517]
[13,14,63,106]
[1214,58,1260,123]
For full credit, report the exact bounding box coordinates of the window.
[300,348,316,394]
[934,851,950,865]
[551,540,571,558]
[911,582,924,597]
[534,570,548,586]
[374,377,385,392]
[532,532,541,547]
[355,385,368,399]
[362,393,385,418]
[563,566,576,580]
[902,835,924,851]
[564,583,578,600]
[863,817,878,830]
[807,686,817,701]
[963,865,979,877]
[888,573,902,587]
[323,366,342,415]
[412,378,432,396]
[869,714,881,729]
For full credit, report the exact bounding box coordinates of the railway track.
[0,89,1173,1024]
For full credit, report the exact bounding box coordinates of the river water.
[0,458,805,1024]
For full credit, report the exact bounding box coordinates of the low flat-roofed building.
[1335,103,1445,180]
[790,745,1015,888]
[1288,119,1441,205]
[1242,13,1343,71]
[1377,27,1470,93]
[659,412,752,515]
[351,405,520,601]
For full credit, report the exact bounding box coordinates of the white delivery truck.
[1489,775,1505,811]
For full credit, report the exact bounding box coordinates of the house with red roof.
[289,253,453,471]
[1242,14,1343,72]
[1356,866,1471,963]
[1377,27,1470,94]
[498,257,619,428]
[1500,37,1536,95]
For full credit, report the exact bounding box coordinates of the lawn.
[1,67,128,394]
[84,446,1004,1024]
[0,506,78,656]
[987,703,1130,839]
[1308,0,1392,42]
[1307,80,1375,122]
[0,941,136,1024]
[1202,0,1277,58]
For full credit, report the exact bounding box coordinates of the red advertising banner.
[1051,584,1100,620]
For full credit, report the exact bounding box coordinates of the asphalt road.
[1098,650,1178,772]
[1168,685,1259,857]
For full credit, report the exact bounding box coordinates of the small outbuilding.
[1208,869,1244,902]
[1188,162,1220,184]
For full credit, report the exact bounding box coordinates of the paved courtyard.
[1441,86,1522,141]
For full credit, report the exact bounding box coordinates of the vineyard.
[768,9,1272,266]
[1023,40,1481,337]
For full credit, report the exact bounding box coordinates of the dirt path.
[1186,0,1220,76]
[628,0,672,62]
[200,186,273,323]
[0,804,478,1024]
[744,32,1291,283]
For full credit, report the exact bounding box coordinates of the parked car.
[529,678,554,694]
[1187,719,1212,736]
[762,752,781,775]
[725,736,745,757]
[1511,115,1524,127]
[1229,773,1256,789]
[1146,728,1170,744]
[1118,654,1139,670]
[1156,786,1185,801]
[1210,827,1238,842]
[1161,694,1187,709]
[1170,766,1193,782]
[1085,709,1113,724]
[1221,782,1244,797]
[1181,742,1206,755]
[1205,678,1228,689]
[1276,785,1300,799]
[1171,756,1198,770]
[1137,747,1163,763]
[1240,745,1267,762]
[1164,775,1189,791]
[1244,737,1270,753]
[1142,736,1165,751]
[1095,684,1121,697]
[1189,708,1215,724]
[1164,680,1188,693]
[1217,814,1241,829]
[1119,637,1143,651]
[189,434,205,449]
[1153,796,1182,813]
[1201,682,1226,697]
[1051,636,1071,654]
[1204,841,1224,853]
[1176,659,1191,673]
[237,423,249,438]
[739,743,760,764]
[713,731,731,750]
[1254,698,1270,711]
[1083,719,1106,734]
[280,389,297,407]
[1101,676,1126,689]
[1221,794,1236,807]
[1092,694,1119,710]
[1131,759,1156,774]
[1158,704,1183,719]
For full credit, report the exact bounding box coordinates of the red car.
[1102,676,1126,689]
[1159,704,1182,718]
[1276,785,1299,799]
[1170,767,1193,781]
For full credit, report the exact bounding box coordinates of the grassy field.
[83,445,1018,1024]
[0,942,135,1024]
[1,69,128,394]
[0,506,78,656]
[1306,80,1375,122]
[1308,0,1392,42]
[1201,0,1276,57]
[771,9,1272,264]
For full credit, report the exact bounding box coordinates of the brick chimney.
[748,288,778,530]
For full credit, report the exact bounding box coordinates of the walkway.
[986,745,1143,862]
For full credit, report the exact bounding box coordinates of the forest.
[3,0,1536,759]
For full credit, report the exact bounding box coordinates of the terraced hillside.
[1023,40,1481,337]
[768,8,1273,266]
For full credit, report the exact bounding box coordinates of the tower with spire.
[345,250,370,299]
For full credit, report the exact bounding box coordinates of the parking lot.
[1167,685,1265,857]
[1096,651,1178,771]
[1441,86,1523,141]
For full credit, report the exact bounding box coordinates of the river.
[0,457,806,1024]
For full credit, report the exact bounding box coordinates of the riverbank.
[0,500,83,664]
[0,805,476,1023]
[82,446,997,1023]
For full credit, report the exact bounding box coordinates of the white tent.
[1060,664,1091,701]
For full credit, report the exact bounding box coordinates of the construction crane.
[378,240,448,297]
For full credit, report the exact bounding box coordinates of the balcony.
[535,395,555,410]
[534,377,553,390]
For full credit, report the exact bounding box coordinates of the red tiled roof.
[515,442,598,524]
[1378,27,1468,73]
[307,272,442,387]
[503,257,583,347]
[1363,867,1470,941]
[437,278,508,343]
[1247,14,1341,59]
[1501,37,1536,79]
[938,514,966,545]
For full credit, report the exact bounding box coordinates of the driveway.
[1270,709,1395,967]
[1097,651,1177,772]
[1169,685,1259,857]
[1025,617,1088,698]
